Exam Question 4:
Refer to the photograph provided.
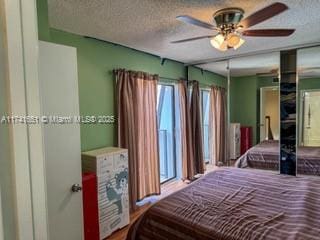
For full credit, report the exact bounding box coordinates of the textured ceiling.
[48,0,320,74]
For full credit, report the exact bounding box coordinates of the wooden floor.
[106,164,219,240]
[105,203,151,240]
[106,179,188,240]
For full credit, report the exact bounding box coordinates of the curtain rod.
[159,76,185,82]
[113,71,219,88]
[160,76,220,88]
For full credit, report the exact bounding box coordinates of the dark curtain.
[189,81,205,174]
[177,81,193,179]
[178,80,204,180]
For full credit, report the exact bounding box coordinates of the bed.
[235,140,320,175]
[126,168,320,240]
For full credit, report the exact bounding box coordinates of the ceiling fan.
[172,2,295,51]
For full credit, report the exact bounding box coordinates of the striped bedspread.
[235,140,279,170]
[235,140,320,176]
[127,168,320,240]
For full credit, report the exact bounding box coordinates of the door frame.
[299,89,320,146]
[200,88,211,164]
[157,82,177,183]
[259,86,279,142]
[1,0,48,239]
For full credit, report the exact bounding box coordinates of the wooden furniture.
[82,147,129,240]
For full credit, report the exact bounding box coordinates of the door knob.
[71,184,82,193]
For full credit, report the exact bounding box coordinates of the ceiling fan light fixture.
[226,33,241,47]
[210,34,224,48]
[174,3,294,51]
[210,34,227,51]
[233,37,245,50]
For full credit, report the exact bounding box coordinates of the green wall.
[37,0,226,151]
[299,78,320,91]
[230,76,259,144]
[230,76,278,144]
[188,67,227,88]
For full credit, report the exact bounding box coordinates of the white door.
[39,41,83,240]
[260,87,280,141]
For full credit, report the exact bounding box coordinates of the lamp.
[210,33,245,51]
[210,34,227,51]
[233,37,245,50]
[226,33,240,47]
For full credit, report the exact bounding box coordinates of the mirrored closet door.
[297,46,320,176]
[230,52,280,171]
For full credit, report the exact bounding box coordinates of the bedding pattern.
[127,168,320,240]
[235,140,320,176]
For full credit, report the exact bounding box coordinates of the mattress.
[235,140,320,175]
[126,168,320,240]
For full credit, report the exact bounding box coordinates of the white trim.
[298,90,304,146]
[20,1,49,239]
[199,89,211,164]
[227,60,231,165]
[259,86,280,142]
[4,0,34,238]
[298,88,320,146]
[3,0,48,239]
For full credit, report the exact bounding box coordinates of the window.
[157,84,176,183]
[201,90,210,163]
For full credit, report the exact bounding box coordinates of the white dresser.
[82,147,129,239]
[229,123,241,159]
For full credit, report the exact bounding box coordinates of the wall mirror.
[229,52,280,170]
[297,46,320,176]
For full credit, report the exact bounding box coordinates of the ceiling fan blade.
[299,67,320,77]
[300,75,320,79]
[171,35,215,43]
[256,69,279,77]
[257,73,278,77]
[239,2,288,29]
[176,15,217,30]
[242,29,295,37]
[300,67,320,71]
